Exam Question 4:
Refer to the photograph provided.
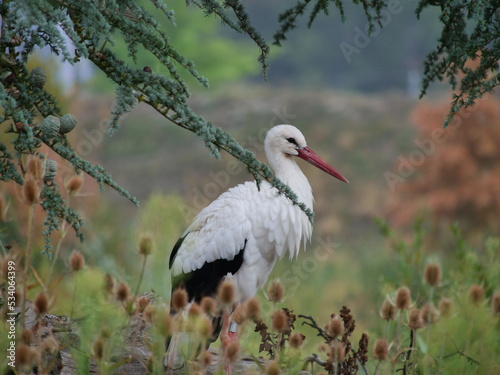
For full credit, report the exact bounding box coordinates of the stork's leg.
[220,309,239,373]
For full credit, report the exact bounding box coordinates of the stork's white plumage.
[168,124,348,350]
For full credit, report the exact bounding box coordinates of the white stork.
[168,124,348,352]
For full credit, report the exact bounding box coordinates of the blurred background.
[2,0,499,363]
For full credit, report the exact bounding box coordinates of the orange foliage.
[386,94,500,235]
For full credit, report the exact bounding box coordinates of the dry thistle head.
[395,286,411,310]
[196,316,212,338]
[41,335,59,354]
[492,290,500,315]
[265,360,280,375]
[245,297,261,322]
[65,174,84,196]
[136,296,149,313]
[93,337,104,360]
[225,341,239,363]
[115,282,130,302]
[143,304,157,324]
[21,328,34,345]
[69,250,85,271]
[327,316,344,338]
[330,342,346,363]
[199,350,212,367]
[267,279,284,303]
[373,338,389,361]
[233,304,247,325]
[200,296,217,316]
[157,309,173,337]
[289,332,305,350]
[421,302,439,325]
[468,284,484,304]
[272,309,287,332]
[408,309,424,330]
[380,298,397,321]
[438,297,453,317]
[218,279,235,305]
[171,288,188,311]
[138,234,154,256]
[16,343,37,368]
[34,292,48,315]
[23,177,39,205]
[27,156,43,181]
[424,262,442,287]
[104,273,115,294]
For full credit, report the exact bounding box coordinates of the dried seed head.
[421,302,439,325]
[327,316,344,338]
[267,279,284,303]
[330,342,346,363]
[66,174,84,196]
[200,296,217,315]
[27,157,43,181]
[138,234,154,256]
[143,304,157,324]
[188,303,201,318]
[93,337,104,360]
[16,343,36,367]
[289,332,305,349]
[469,284,484,304]
[69,250,85,271]
[136,296,149,313]
[59,114,77,134]
[23,177,39,205]
[233,304,247,325]
[272,309,287,333]
[424,262,442,287]
[157,310,173,336]
[104,273,115,293]
[225,341,239,363]
[41,115,60,139]
[492,290,500,315]
[200,350,212,367]
[218,279,235,305]
[245,297,261,322]
[196,316,212,338]
[373,338,389,361]
[265,360,280,375]
[380,299,397,321]
[171,288,188,311]
[115,282,130,302]
[21,328,34,345]
[41,335,59,354]
[395,286,411,310]
[408,309,424,330]
[438,297,453,317]
[34,292,48,315]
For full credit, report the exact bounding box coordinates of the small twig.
[298,314,330,342]
[442,339,480,365]
[304,353,327,367]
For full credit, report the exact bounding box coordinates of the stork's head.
[265,124,349,183]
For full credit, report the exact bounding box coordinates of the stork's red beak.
[297,147,349,183]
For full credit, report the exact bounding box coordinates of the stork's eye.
[286,137,298,145]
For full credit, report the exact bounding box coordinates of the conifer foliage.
[1,0,499,253]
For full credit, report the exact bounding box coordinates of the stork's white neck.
[268,153,314,210]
